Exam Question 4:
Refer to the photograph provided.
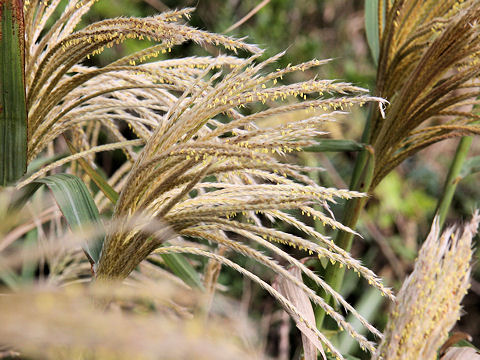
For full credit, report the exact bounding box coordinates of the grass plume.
[371,0,480,186]
[374,212,480,360]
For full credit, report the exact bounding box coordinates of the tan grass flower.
[374,212,480,360]
[370,0,480,186]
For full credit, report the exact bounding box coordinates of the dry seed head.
[374,212,479,360]
[371,0,480,187]
[92,48,389,359]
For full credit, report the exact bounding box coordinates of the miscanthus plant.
[0,0,479,359]
[1,0,391,358]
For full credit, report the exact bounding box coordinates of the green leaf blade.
[35,174,104,265]
[304,139,365,152]
[0,0,27,186]
[65,139,119,203]
[365,0,380,66]
[160,249,205,290]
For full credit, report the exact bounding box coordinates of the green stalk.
[316,0,382,328]
[315,135,471,329]
[316,146,375,329]
[0,0,27,186]
[434,136,472,229]
[315,100,376,329]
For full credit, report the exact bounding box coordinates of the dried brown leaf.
[441,347,480,360]
[275,266,325,360]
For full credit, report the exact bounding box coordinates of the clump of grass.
[1,1,480,359]
[319,0,480,327]
[0,1,396,359]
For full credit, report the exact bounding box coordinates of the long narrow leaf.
[18,174,104,266]
[160,243,205,290]
[8,181,41,212]
[0,0,27,185]
[7,153,68,211]
[365,0,380,66]
[304,139,365,152]
[35,174,104,264]
[26,153,67,176]
[65,139,119,204]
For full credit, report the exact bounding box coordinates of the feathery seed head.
[371,0,480,187]
[374,212,479,360]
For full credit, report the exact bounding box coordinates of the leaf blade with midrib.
[0,0,27,186]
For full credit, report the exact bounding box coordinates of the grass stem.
[435,136,472,229]
[316,146,375,329]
